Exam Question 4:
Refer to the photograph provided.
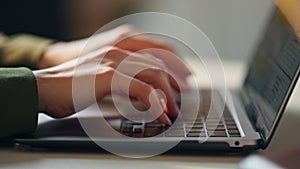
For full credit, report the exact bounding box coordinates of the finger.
[110,70,172,125]
[131,52,191,92]
[104,49,188,91]
[116,34,176,54]
[102,48,187,117]
[115,35,192,77]
[134,52,191,92]
[114,61,179,118]
[136,67,179,118]
[168,74,190,92]
[103,47,166,70]
[138,49,192,79]
[103,47,191,88]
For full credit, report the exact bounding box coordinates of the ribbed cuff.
[0,67,38,138]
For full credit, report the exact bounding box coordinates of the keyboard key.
[191,124,204,128]
[145,123,164,128]
[226,121,236,125]
[185,124,203,129]
[227,124,238,130]
[133,128,143,134]
[207,130,227,137]
[206,126,226,131]
[185,121,203,125]
[189,127,205,132]
[165,130,184,137]
[122,122,133,128]
[228,129,240,134]
[186,132,206,137]
[206,124,224,129]
[228,129,240,137]
[121,123,133,136]
[120,90,241,138]
[122,131,133,137]
[144,128,164,137]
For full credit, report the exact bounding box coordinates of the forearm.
[0,67,38,138]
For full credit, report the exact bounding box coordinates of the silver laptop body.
[16,7,300,153]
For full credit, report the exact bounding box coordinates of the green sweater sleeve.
[0,67,38,138]
[0,33,54,69]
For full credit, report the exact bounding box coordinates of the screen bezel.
[241,8,300,148]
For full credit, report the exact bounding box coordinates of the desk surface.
[1,61,300,169]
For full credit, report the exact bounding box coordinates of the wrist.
[32,70,47,113]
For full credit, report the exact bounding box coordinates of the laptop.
[15,7,300,154]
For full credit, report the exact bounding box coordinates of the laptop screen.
[242,8,300,143]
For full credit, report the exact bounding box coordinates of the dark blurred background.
[1,0,59,39]
[0,0,139,40]
[0,0,274,61]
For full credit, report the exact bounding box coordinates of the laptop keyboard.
[120,90,241,138]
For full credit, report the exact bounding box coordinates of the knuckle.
[145,54,166,69]
[106,46,120,53]
[101,46,120,58]
[105,61,117,68]
[101,45,115,52]
[105,46,123,58]
[107,47,131,61]
[118,24,136,33]
[116,24,137,40]
[141,67,167,84]
[104,67,115,77]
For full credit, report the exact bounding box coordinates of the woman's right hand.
[33,46,186,125]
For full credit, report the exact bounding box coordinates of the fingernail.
[160,98,168,112]
[163,113,172,126]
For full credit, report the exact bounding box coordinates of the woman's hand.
[34,46,184,125]
[37,25,191,81]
